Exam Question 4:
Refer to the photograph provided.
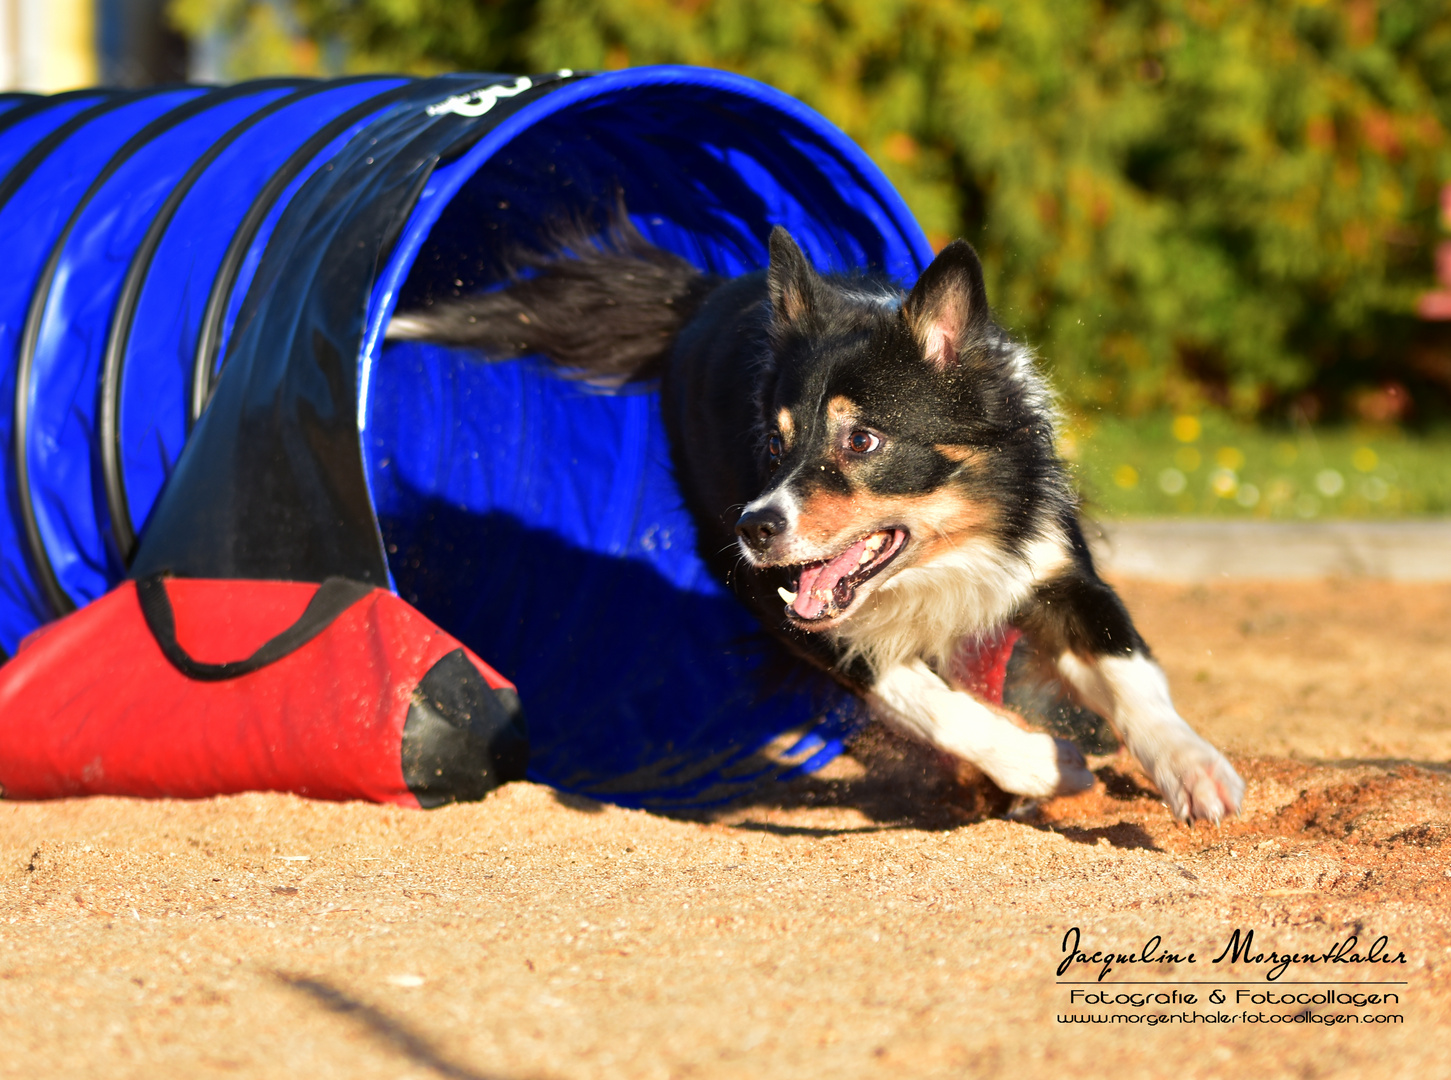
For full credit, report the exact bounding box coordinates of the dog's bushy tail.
[386,215,716,384]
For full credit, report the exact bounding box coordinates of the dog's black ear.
[902,240,989,370]
[767,226,817,328]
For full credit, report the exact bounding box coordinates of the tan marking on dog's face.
[933,444,981,465]
[791,487,998,562]
[826,395,858,425]
[907,494,1005,566]
[776,408,794,444]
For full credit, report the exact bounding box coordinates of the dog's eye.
[847,430,881,454]
[767,433,783,464]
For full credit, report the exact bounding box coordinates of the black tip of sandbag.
[401,648,529,808]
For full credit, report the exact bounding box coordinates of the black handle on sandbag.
[137,574,373,681]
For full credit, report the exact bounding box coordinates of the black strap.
[137,574,374,681]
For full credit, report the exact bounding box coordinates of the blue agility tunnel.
[0,69,933,808]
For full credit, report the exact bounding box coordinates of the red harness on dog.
[952,626,1022,704]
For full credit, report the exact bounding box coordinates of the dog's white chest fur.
[833,529,1069,676]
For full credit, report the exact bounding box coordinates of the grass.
[1062,412,1451,520]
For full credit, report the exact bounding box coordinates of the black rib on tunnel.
[98,77,328,567]
[5,79,377,625]
[128,72,580,587]
[17,81,320,616]
[8,89,139,618]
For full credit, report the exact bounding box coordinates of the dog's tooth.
[777,587,798,604]
[858,549,873,565]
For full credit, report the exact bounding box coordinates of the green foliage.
[289,0,538,74]
[1068,412,1451,518]
[170,0,1451,419]
[171,0,330,77]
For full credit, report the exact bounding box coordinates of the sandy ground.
[2,577,1449,1079]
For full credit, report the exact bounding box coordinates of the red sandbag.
[0,577,528,806]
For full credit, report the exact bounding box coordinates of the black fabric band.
[128,73,577,589]
[137,575,373,681]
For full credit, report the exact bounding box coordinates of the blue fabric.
[29,86,293,606]
[0,78,407,650]
[0,94,109,177]
[0,89,202,648]
[0,94,118,647]
[118,78,407,574]
[369,344,862,807]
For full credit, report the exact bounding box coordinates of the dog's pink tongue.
[792,539,871,620]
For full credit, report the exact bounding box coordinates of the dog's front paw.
[1051,738,1097,796]
[985,733,1095,799]
[1143,737,1244,824]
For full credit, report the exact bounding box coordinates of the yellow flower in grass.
[1210,468,1238,498]
[1171,415,1201,443]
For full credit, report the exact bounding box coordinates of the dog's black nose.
[736,507,787,551]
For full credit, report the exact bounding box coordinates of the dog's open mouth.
[777,528,909,624]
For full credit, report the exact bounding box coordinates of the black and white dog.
[389,222,1244,822]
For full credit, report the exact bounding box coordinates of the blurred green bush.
[171,0,1451,421]
[1067,410,1451,518]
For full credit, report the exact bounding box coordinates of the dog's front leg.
[869,659,1096,799]
[1017,555,1244,823]
[1053,649,1243,824]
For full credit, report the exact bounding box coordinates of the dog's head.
[735,228,1059,631]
